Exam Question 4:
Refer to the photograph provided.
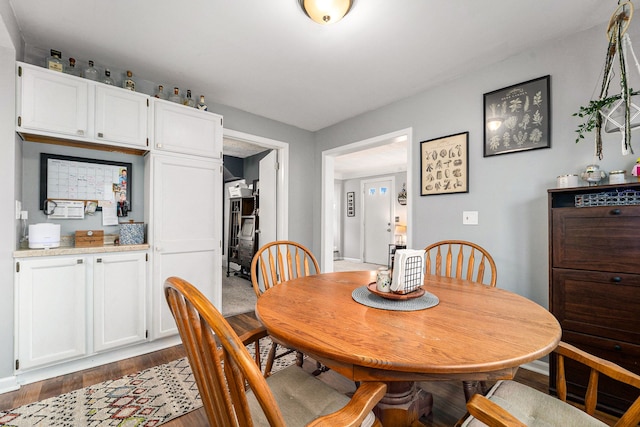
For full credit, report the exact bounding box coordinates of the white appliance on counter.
[28,223,61,249]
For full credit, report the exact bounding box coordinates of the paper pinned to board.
[101,201,118,226]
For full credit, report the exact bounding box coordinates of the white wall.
[314,23,638,308]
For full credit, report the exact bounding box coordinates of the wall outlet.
[463,211,478,225]
[15,200,21,220]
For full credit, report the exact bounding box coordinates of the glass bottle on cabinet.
[83,60,99,81]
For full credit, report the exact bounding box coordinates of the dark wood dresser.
[548,182,640,415]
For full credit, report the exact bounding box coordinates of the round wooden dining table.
[255,270,561,427]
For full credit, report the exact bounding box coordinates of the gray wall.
[314,22,637,307]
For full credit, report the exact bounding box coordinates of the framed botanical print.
[420,132,469,196]
[483,75,551,157]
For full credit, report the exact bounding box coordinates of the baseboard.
[0,375,19,394]
[341,257,362,263]
[521,359,549,376]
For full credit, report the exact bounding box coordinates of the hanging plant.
[573,1,637,159]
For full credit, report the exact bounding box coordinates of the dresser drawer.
[551,205,640,273]
[551,268,640,343]
[550,330,640,416]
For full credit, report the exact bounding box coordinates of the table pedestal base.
[373,381,432,427]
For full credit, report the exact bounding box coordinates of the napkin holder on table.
[390,249,425,294]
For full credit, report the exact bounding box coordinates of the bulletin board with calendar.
[39,153,132,211]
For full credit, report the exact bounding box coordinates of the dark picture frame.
[420,132,469,196]
[346,191,355,217]
[40,153,132,212]
[483,75,551,157]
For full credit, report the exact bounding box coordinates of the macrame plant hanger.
[596,1,639,159]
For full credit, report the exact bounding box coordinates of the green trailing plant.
[574,1,636,159]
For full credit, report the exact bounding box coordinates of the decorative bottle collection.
[43,49,212,110]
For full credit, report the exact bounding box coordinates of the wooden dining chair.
[251,240,323,377]
[423,240,497,287]
[165,276,386,427]
[423,240,497,401]
[459,341,640,426]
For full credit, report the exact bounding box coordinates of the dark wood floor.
[0,311,620,426]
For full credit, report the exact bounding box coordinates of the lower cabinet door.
[93,252,147,352]
[16,257,87,370]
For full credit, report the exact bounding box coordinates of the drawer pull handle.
[610,208,622,215]
[614,345,622,351]
[612,276,622,283]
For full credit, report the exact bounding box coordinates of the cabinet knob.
[612,276,622,283]
[614,344,622,351]
[610,208,622,215]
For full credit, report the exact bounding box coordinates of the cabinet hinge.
[96,258,102,263]
[145,330,149,339]
[220,151,222,159]
[275,161,279,171]
[147,99,149,107]
[18,66,22,77]
[15,360,19,370]
[220,117,223,126]
[17,116,21,127]
[16,262,19,273]
[145,253,149,262]
[146,138,149,147]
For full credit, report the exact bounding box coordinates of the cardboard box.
[75,230,104,247]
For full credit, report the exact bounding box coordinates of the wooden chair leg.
[264,342,278,377]
[295,351,304,367]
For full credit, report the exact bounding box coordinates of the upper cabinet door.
[95,85,149,149]
[17,63,89,139]
[152,99,223,158]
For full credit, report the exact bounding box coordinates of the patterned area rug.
[0,337,295,426]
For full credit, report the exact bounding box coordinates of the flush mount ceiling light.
[299,0,353,25]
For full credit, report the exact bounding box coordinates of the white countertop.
[14,243,149,258]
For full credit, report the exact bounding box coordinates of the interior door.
[258,150,277,248]
[363,178,393,265]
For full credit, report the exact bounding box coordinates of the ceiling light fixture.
[299,0,353,25]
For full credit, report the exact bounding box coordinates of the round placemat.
[351,286,439,311]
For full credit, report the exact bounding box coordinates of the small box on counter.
[75,230,104,247]
[119,221,144,245]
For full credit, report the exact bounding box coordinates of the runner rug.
[0,337,295,426]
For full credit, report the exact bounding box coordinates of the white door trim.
[223,128,289,242]
[321,128,413,273]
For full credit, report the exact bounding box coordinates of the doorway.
[321,128,413,272]
[221,129,289,315]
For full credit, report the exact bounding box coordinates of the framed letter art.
[420,132,469,196]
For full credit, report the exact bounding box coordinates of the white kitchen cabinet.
[17,63,89,139]
[16,256,87,371]
[94,85,149,149]
[93,252,147,352]
[147,153,222,339]
[152,99,223,158]
[15,250,148,372]
[16,62,150,151]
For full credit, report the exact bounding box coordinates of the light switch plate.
[463,211,478,225]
